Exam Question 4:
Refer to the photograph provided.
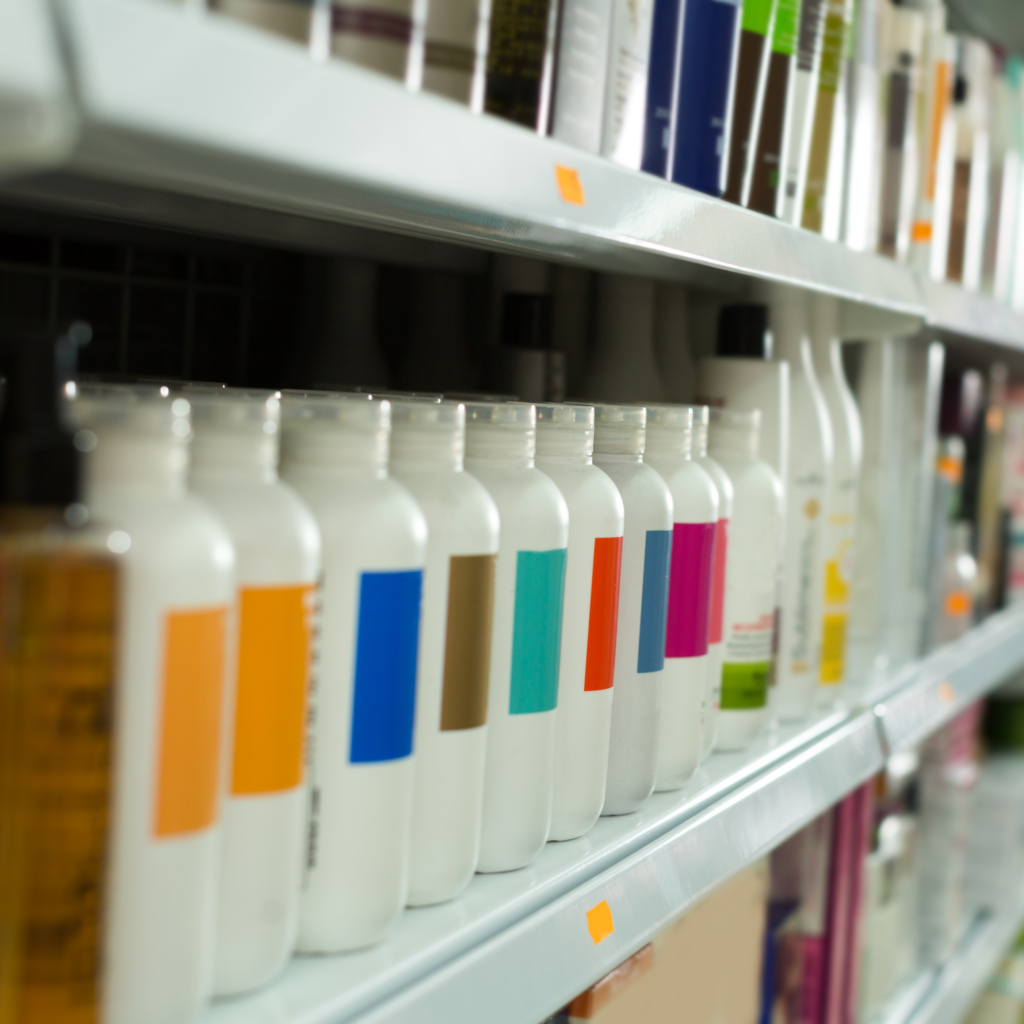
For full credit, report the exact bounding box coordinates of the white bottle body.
[710,455,785,751]
[391,466,500,905]
[551,0,614,153]
[695,453,735,758]
[190,471,320,995]
[284,465,427,952]
[600,0,655,168]
[467,459,569,871]
[87,479,234,1024]
[535,456,624,840]
[594,455,674,815]
[642,454,718,791]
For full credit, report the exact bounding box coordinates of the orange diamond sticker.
[555,165,585,206]
[586,900,615,944]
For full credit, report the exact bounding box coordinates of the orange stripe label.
[584,537,623,692]
[154,607,227,837]
[231,584,316,796]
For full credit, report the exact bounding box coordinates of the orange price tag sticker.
[938,680,955,705]
[586,900,615,945]
[555,165,585,206]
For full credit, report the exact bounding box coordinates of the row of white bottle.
[70,384,783,1024]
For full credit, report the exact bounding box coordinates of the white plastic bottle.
[810,296,862,698]
[770,290,834,720]
[588,405,674,816]
[535,405,625,840]
[390,401,500,905]
[642,406,719,791]
[708,409,785,751]
[75,385,235,1024]
[692,411,735,759]
[280,393,427,952]
[465,403,569,872]
[188,389,321,995]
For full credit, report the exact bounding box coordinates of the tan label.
[440,554,496,731]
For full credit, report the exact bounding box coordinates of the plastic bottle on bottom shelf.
[692,412,734,758]
[466,403,569,872]
[75,385,234,1024]
[642,406,719,792]
[708,409,784,750]
[390,401,499,905]
[280,394,425,950]
[535,405,624,841]
[186,389,321,995]
[588,405,673,816]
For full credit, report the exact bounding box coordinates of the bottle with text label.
[421,0,489,108]
[330,0,424,86]
[601,0,656,168]
[810,297,861,697]
[466,402,569,873]
[281,394,426,951]
[588,405,673,816]
[708,409,784,751]
[75,385,235,1024]
[641,0,682,177]
[535,405,624,841]
[550,0,613,153]
[210,0,314,47]
[693,412,734,758]
[643,405,719,792]
[188,388,321,994]
[390,400,499,904]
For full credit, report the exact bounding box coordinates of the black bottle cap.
[500,294,553,351]
[0,323,91,507]
[717,304,771,359]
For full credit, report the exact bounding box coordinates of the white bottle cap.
[579,403,646,456]
[707,407,761,459]
[280,390,390,472]
[389,399,465,468]
[643,404,695,458]
[535,403,594,458]
[188,386,281,475]
[464,402,536,460]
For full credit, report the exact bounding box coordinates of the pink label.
[708,519,728,645]
[665,522,716,659]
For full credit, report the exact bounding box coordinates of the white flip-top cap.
[188,386,281,474]
[464,401,536,460]
[707,407,761,458]
[574,402,646,456]
[389,398,465,467]
[643,404,695,457]
[535,403,594,458]
[280,390,390,471]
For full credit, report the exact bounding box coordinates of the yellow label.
[823,549,852,607]
[819,613,847,684]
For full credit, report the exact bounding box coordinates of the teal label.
[509,548,567,714]
[721,661,771,709]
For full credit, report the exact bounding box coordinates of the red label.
[583,536,623,691]
[709,519,729,645]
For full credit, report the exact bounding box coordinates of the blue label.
[642,0,682,177]
[509,548,567,715]
[670,0,742,195]
[638,530,672,673]
[349,569,422,763]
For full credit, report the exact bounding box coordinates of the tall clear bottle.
[466,403,569,873]
[187,389,321,994]
[75,385,235,1024]
[0,327,122,1024]
[589,405,673,816]
[391,401,499,904]
[282,394,426,951]
[535,405,624,840]
[642,406,719,791]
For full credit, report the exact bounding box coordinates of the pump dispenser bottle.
[0,327,122,1024]
[642,406,719,791]
[693,412,735,757]
[465,403,569,872]
[187,389,321,994]
[535,405,624,840]
[708,409,784,750]
[280,394,425,952]
[390,401,499,905]
[75,384,235,1024]
[587,405,673,815]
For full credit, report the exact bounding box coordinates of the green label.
[509,548,567,714]
[721,662,771,709]
[742,0,776,37]
[771,0,802,56]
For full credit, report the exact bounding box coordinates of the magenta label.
[665,521,717,659]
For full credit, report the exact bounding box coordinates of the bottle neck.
[593,451,642,466]
[645,427,692,459]
[86,433,188,497]
[465,453,533,471]
[390,429,463,472]
[465,429,533,465]
[190,433,278,483]
[281,428,388,477]
[709,430,758,460]
[535,452,593,467]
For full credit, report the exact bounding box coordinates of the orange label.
[584,537,623,692]
[231,585,315,796]
[586,900,615,944]
[945,590,972,618]
[926,61,951,201]
[911,221,933,244]
[555,165,585,206]
[937,454,963,484]
[938,680,955,705]
[154,607,227,837]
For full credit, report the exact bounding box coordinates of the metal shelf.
[923,278,1024,351]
